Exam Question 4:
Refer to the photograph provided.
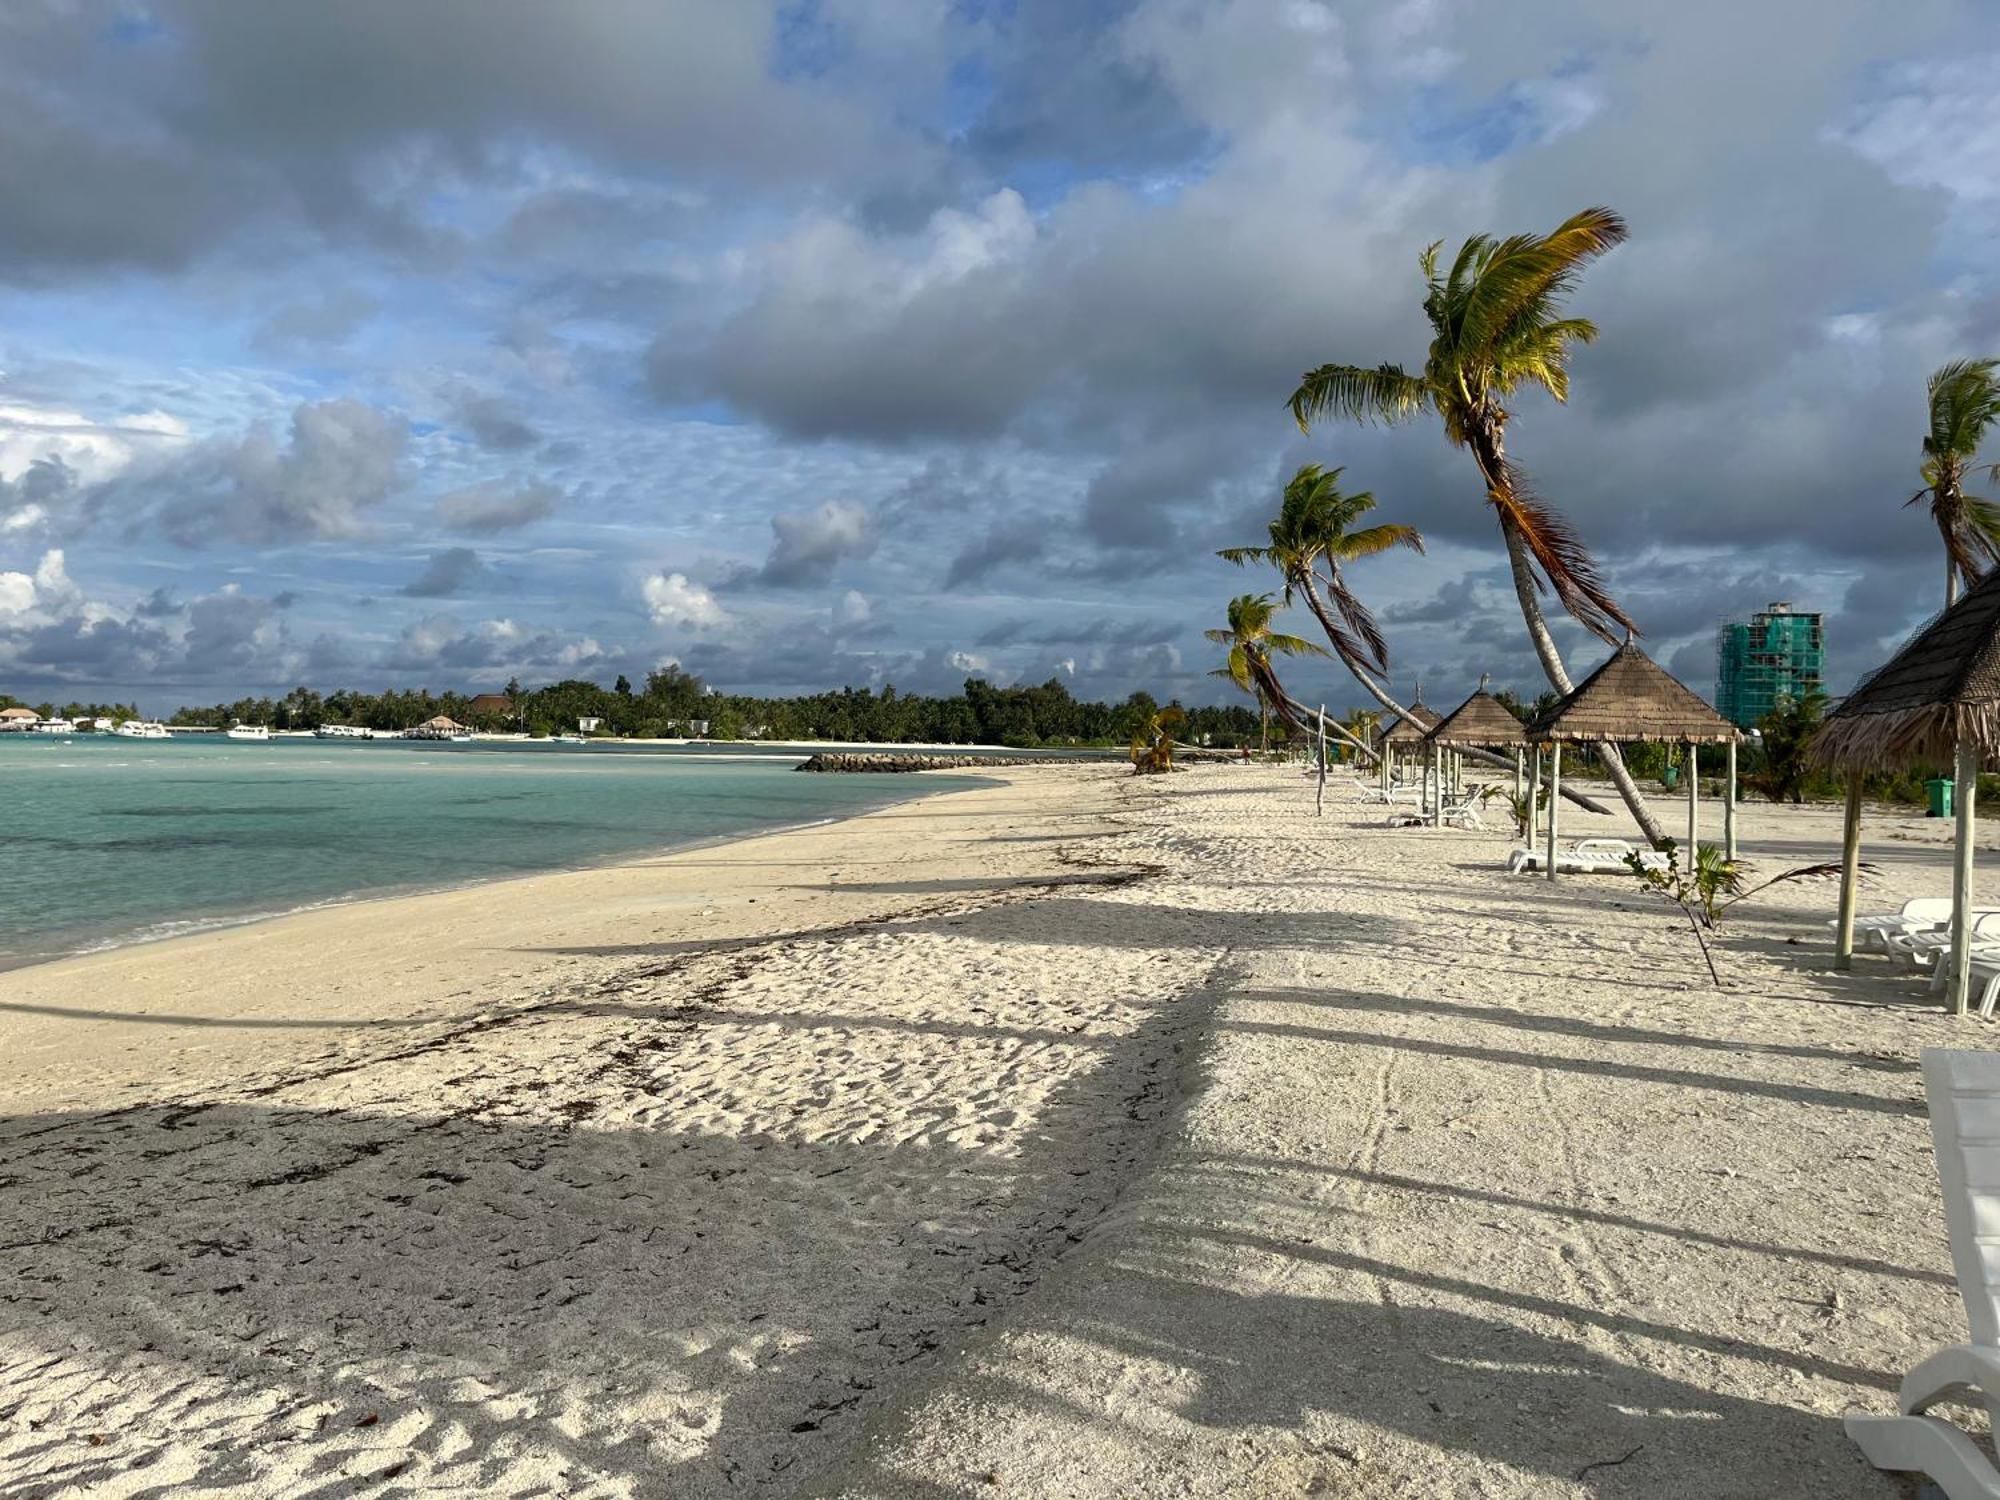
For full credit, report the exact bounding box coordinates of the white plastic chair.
[1848,1048,2000,1497]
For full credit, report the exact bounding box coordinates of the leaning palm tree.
[1206,592,1329,752]
[1221,463,1422,718]
[1911,358,2000,604]
[1288,205,1664,842]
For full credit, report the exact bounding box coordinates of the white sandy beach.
[0,761,1990,1497]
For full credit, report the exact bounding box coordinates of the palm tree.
[1911,359,2000,604]
[1129,704,1188,774]
[1220,463,1423,724]
[1206,592,1329,752]
[1287,205,1665,842]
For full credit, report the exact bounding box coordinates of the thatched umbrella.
[1376,693,1438,798]
[1424,681,1527,828]
[1529,641,1740,882]
[1811,571,2000,1014]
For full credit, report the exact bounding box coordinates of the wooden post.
[1315,705,1327,818]
[1950,738,1979,1017]
[1686,742,1699,851]
[1547,744,1562,882]
[1513,749,1523,812]
[1834,774,1862,971]
[1528,748,1542,844]
[1431,741,1443,827]
[1724,739,1738,861]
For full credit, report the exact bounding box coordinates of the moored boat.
[112,720,170,739]
[225,724,271,741]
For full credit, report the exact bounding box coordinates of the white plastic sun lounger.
[1837,898,1959,955]
[1507,839,1669,876]
[1847,1048,2000,1498]
[1889,915,2000,974]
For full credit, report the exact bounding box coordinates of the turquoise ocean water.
[0,736,984,969]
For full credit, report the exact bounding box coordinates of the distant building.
[577,716,602,733]
[466,692,515,719]
[1716,601,1824,728]
[0,707,38,732]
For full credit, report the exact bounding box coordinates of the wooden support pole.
[1724,739,1738,861]
[1431,741,1443,827]
[1687,743,1699,851]
[1529,748,1542,844]
[1834,774,1862,971]
[1315,705,1327,818]
[1547,744,1562,882]
[1951,738,1979,1018]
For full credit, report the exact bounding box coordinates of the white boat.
[553,734,586,745]
[226,725,271,741]
[112,720,170,739]
[31,718,75,735]
[314,724,369,738]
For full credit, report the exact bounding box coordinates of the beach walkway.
[0,763,1971,1496]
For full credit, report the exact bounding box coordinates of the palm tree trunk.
[1294,571,1611,815]
[1472,421,1668,847]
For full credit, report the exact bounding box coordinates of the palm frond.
[1339,522,1425,559]
[1490,462,1639,644]
[1289,363,1430,432]
[1267,631,1332,659]
[1327,573,1391,673]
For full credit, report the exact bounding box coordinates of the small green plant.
[1625,839,1847,988]
[1505,784,1549,839]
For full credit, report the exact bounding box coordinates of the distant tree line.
[0,694,141,721]
[159,667,1264,748]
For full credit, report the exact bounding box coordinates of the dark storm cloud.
[944,515,1050,587]
[0,1,921,278]
[401,547,488,599]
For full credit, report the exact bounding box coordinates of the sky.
[0,0,1995,716]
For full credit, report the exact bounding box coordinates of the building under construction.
[1715,601,1824,728]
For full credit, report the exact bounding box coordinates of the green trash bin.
[1927,777,1955,818]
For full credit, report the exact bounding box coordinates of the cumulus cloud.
[832,589,872,629]
[435,478,559,534]
[744,500,876,587]
[0,549,297,687]
[93,398,408,547]
[386,614,607,676]
[444,388,541,453]
[642,571,728,629]
[402,546,488,598]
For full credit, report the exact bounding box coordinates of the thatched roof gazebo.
[1427,687,1527,749]
[1526,641,1741,881]
[1417,683,1528,827]
[1812,572,2000,1013]
[1368,693,1439,798]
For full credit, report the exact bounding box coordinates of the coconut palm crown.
[1911,357,2000,604]
[1219,463,1422,674]
[1205,591,1329,735]
[1288,205,1635,649]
